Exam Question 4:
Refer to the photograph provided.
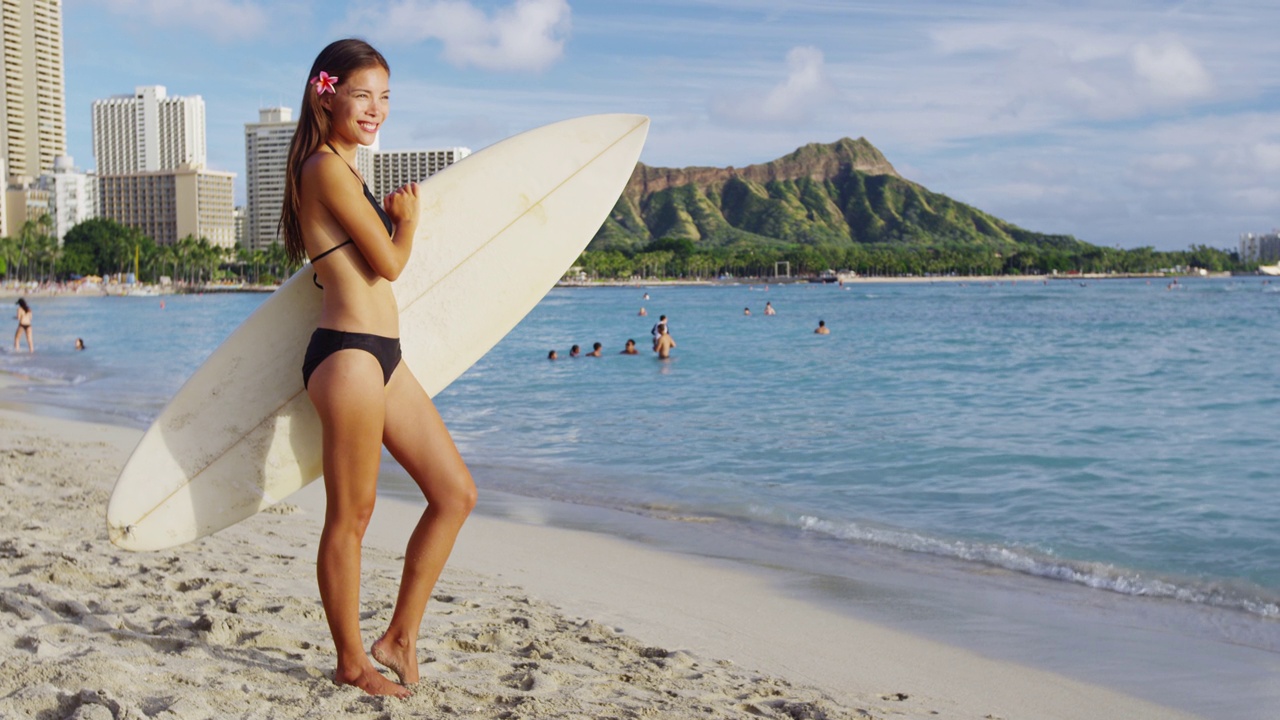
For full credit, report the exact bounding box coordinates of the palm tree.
[0,236,16,280]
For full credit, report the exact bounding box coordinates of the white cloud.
[91,0,268,41]
[1131,39,1213,101]
[1230,186,1280,211]
[929,23,1216,121]
[1255,143,1280,172]
[711,46,834,127]
[356,0,571,72]
[1132,153,1198,174]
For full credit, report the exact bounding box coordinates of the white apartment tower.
[92,86,206,175]
[244,106,294,251]
[37,155,96,241]
[93,85,233,249]
[1240,232,1280,264]
[371,147,469,200]
[0,0,67,179]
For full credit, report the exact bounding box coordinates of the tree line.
[0,217,304,286]
[0,217,1247,287]
[575,238,1245,280]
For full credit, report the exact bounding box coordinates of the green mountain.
[591,137,1085,253]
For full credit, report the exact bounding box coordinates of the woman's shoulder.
[301,151,359,195]
[301,150,350,179]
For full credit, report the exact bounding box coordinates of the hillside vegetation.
[581,138,1238,278]
[591,137,1084,254]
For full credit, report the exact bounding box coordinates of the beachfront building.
[92,86,206,175]
[92,85,234,248]
[243,107,294,251]
[98,166,236,248]
[1239,231,1280,263]
[370,147,469,200]
[0,0,67,180]
[36,155,97,242]
[4,176,52,238]
[357,143,376,191]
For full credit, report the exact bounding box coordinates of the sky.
[63,0,1280,252]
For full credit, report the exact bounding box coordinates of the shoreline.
[555,271,1241,287]
[0,400,1231,719]
[0,271,1245,299]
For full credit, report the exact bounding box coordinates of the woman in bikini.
[279,39,476,698]
[13,298,33,353]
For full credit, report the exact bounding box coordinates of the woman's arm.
[307,154,419,281]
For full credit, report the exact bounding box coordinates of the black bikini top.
[311,143,394,289]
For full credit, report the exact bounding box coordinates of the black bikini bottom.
[302,328,402,389]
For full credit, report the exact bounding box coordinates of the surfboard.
[107,113,650,551]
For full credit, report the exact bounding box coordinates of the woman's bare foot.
[371,633,420,685]
[333,663,411,698]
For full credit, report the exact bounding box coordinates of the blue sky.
[65,0,1280,251]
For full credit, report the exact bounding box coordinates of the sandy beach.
[0,400,1208,720]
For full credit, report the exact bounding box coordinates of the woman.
[279,39,476,698]
[13,299,32,353]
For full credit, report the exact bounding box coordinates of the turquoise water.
[4,278,1279,620]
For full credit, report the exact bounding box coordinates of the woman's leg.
[24,326,33,352]
[371,363,477,684]
[307,350,410,698]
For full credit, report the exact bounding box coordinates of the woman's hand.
[384,182,419,228]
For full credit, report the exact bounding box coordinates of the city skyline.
[63,0,1280,252]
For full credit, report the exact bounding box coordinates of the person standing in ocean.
[13,299,33,353]
[279,38,476,698]
[655,324,676,359]
[650,314,667,351]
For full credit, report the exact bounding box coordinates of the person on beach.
[621,339,639,355]
[814,320,830,335]
[13,299,33,353]
[638,307,647,316]
[588,342,603,357]
[655,325,676,359]
[764,301,775,316]
[75,338,86,351]
[280,39,476,698]
[570,344,581,357]
[547,349,558,360]
[743,307,751,316]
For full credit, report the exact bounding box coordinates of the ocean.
[3,278,1279,714]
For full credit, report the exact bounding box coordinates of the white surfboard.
[107,114,650,551]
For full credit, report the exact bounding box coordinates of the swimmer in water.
[655,325,676,359]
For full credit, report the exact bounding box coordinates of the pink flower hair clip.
[310,71,339,95]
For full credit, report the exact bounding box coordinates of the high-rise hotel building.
[93,85,206,174]
[371,147,470,201]
[0,0,66,180]
[93,85,234,248]
[243,107,295,251]
[98,167,235,248]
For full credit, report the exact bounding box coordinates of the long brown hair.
[279,39,390,263]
